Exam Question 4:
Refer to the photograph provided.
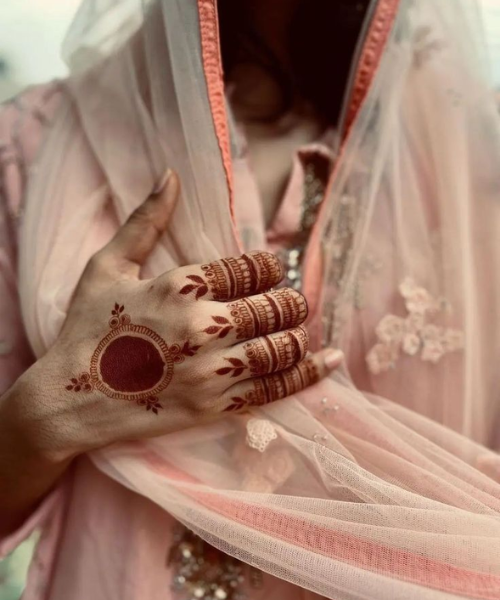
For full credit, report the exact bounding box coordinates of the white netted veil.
[18,0,500,598]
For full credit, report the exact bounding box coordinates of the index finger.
[176,251,285,301]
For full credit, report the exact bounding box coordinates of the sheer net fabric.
[18,0,500,598]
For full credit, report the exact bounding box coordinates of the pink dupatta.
[10,0,500,598]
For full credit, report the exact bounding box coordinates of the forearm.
[0,369,73,536]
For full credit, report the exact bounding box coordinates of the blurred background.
[1,0,500,103]
[0,0,499,598]
[0,0,80,103]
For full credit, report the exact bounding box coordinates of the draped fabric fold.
[18,0,500,598]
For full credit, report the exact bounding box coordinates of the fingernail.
[324,349,344,370]
[152,169,172,195]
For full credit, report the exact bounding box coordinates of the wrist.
[1,358,88,466]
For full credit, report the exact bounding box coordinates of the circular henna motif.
[90,324,174,401]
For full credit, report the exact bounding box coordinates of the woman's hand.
[9,171,343,464]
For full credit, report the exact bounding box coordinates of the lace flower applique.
[246,419,278,453]
[366,278,464,374]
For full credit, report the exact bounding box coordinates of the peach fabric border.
[343,0,401,139]
[196,0,243,252]
[142,450,500,600]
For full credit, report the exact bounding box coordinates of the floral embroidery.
[323,192,382,345]
[246,419,278,453]
[366,278,464,374]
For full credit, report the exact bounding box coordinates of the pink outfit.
[0,85,329,600]
[3,1,500,598]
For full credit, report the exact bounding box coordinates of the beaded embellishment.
[366,277,464,374]
[279,154,332,290]
[168,526,263,600]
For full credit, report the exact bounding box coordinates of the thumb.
[103,170,179,276]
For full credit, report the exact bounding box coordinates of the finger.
[222,348,344,412]
[173,251,284,302]
[199,288,308,345]
[102,170,179,275]
[213,326,309,382]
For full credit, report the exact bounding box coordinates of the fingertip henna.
[179,252,285,302]
[200,252,284,301]
[244,328,309,376]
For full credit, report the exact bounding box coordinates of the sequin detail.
[366,278,464,374]
[323,192,382,345]
[279,155,332,290]
[168,526,260,600]
[246,419,278,452]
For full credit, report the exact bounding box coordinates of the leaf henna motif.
[66,372,93,392]
[180,275,209,300]
[216,357,247,378]
[137,396,163,415]
[170,340,201,363]
[204,316,234,339]
[109,303,131,329]
[225,397,247,412]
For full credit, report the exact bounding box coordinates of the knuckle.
[168,266,206,298]
[83,251,109,279]
[129,202,154,226]
[156,271,177,296]
[183,395,209,417]
[127,202,163,237]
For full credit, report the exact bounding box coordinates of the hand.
[17,171,343,461]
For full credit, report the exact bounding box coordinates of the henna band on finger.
[244,327,309,376]
[224,357,319,412]
[216,327,309,379]
[229,288,308,340]
[202,252,284,301]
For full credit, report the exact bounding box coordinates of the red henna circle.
[90,324,174,401]
[100,336,164,392]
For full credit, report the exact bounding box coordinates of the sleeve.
[0,88,65,558]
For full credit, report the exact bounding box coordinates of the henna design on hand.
[244,327,309,376]
[65,304,199,415]
[180,252,284,301]
[65,372,94,392]
[109,302,131,328]
[225,358,319,412]
[215,358,247,378]
[179,275,208,300]
[215,327,308,379]
[203,316,234,339]
[230,288,308,340]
